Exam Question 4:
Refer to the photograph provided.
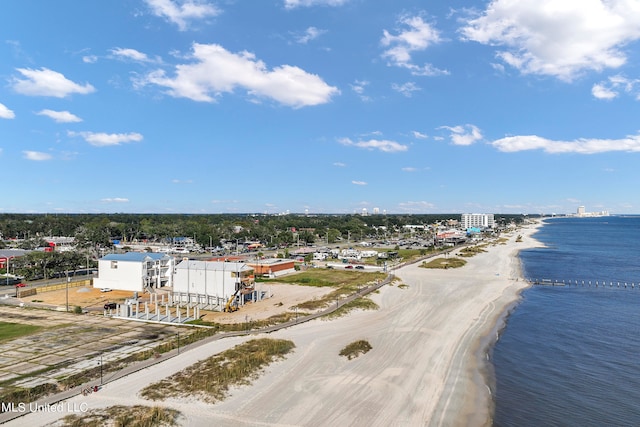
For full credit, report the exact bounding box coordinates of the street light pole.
[66,272,70,312]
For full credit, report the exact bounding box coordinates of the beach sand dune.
[9,224,542,427]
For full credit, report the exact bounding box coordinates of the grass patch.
[420,257,467,269]
[269,269,386,289]
[0,321,43,343]
[339,340,372,360]
[325,298,379,320]
[458,245,487,258]
[264,270,386,313]
[188,311,304,331]
[59,405,181,427]
[0,383,60,412]
[140,338,295,404]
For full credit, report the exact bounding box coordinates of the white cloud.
[145,0,221,31]
[110,47,155,63]
[490,133,640,154]
[333,162,346,167]
[83,55,98,64]
[295,27,326,44]
[440,124,483,146]
[592,75,640,100]
[36,109,82,123]
[350,80,368,93]
[140,43,339,108]
[284,0,348,9]
[592,83,619,100]
[412,131,428,139]
[23,151,52,161]
[101,198,130,203]
[350,80,371,101]
[402,167,417,172]
[460,0,640,81]
[381,14,448,76]
[338,137,408,153]
[11,67,95,98]
[0,102,15,119]
[352,180,367,186]
[68,131,143,147]
[391,81,421,97]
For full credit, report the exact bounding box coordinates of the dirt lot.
[23,286,138,310]
[25,283,333,323]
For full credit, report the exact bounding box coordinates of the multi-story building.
[172,260,257,310]
[461,213,495,229]
[93,252,174,292]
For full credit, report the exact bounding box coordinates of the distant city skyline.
[2,1,640,215]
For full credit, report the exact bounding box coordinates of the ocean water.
[492,216,640,427]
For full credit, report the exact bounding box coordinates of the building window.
[111,261,118,269]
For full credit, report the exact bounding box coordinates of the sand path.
[9,224,542,427]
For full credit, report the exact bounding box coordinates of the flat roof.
[247,259,295,266]
[101,252,170,262]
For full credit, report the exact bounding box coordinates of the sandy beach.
[7,222,543,427]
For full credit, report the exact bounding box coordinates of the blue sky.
[2,0,640,215]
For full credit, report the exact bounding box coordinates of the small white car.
[100,288,112,293]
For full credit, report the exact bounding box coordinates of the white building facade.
[172,260,259,310]
[461,213,495,229]
[93,252,174,292]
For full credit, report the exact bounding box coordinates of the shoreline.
[473,220,546,426]
[400,219,545,426]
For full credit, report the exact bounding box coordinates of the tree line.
[0,213,527,281]
[0,213,526,247]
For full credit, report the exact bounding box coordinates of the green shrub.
[339,340,372,360]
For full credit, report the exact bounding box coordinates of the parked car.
[104,302,117,310]
[355,265,365,270]
[15,283,26,287]
[100,288,112,293]
[345,265,354,269]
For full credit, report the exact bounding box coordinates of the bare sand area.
[9,223,543,427]
[202,283,335,324]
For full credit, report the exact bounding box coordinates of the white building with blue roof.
[93,252,174,292]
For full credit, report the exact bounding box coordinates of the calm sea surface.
[492,216,640,427]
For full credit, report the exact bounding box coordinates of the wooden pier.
[530,279,637,289]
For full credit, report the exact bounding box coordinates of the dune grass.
[140,338,295,404]
[59,405,180,427]
[458,245,487,258]
[339,340,372,360]
[419,257,467,269]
